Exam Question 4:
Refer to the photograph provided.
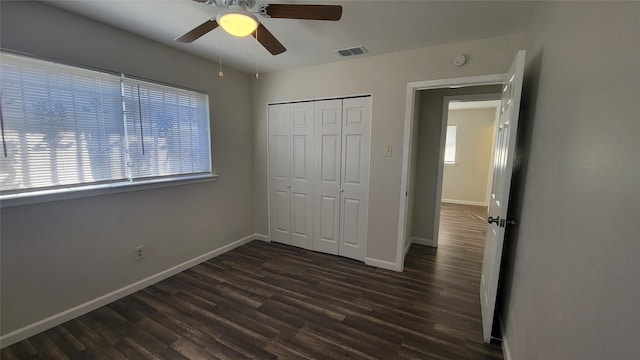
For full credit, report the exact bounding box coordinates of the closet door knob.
[287,184,291,188]
[340,188,344,192]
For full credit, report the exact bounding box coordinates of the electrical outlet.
[134,246,145,261]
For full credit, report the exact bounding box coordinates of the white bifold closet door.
[314,97,371,261]
[268,102,314,250]
[313,99,343,255]
[338,97,371,260]
[269,96,370,262]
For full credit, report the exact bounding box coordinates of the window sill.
[0,174,218,208]
[444,162,457,166]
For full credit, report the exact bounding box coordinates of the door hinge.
[500,219,518,228]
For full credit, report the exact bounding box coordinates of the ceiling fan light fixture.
[217,6,258,37]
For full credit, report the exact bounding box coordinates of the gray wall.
[0,1,254,336]
[442,108,496,205]
[500,2,640,359]
[253,35,523,264]
[411,86,500,242]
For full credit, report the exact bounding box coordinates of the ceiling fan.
[175,0,343,55]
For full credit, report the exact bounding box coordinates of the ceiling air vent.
[335,45,368,57]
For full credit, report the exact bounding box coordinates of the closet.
[268,96,371,261]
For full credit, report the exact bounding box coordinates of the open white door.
[480,50,526,343]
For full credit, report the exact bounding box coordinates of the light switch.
[384,145,392,157]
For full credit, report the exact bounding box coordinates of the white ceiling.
[43,0,538,74]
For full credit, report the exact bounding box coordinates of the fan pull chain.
[218,38,224,77]
[255,28,259,79]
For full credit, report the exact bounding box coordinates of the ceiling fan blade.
[175,19,218,43]
[252,24,286,55]
[263,4,342,21]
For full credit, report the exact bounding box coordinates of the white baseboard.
[412,237,434,247]
[403,240,411,258]
[0,233,262,348]
[502,333,513,360]
[441,198,487,206]
[254,233,270,242]
[499,317,513,360]
[364,257,402,272]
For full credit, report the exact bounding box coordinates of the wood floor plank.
[145,312,216,351]
[169,338,222,360]
[113,337,160,360]
[302,319,400,359]
[135,318,180,346]
[126,326,169,356]
[263,340,315,360]
[94,346,128,360]
[157,346,190,360]
[61,318,110,352]
[0,347,19,360]
[3,204,502,359]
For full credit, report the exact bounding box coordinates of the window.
[121,77,211,181]
[444,125,457,164]
[0,52,212,199]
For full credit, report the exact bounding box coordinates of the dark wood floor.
[2,203,502,359]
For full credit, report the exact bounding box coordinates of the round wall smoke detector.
[453,54,466,67]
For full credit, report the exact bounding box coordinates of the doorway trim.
[396,74,505,271]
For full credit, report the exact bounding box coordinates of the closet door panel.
[292,192,310,235]
[290,102,314,250]
[339,97,371,261]
[319,196,339,242]
[313,99,342,255]
[341,198,361,246]
[273,135,289,179]
[343,134,364,185]
[273,190,291,234]
[268,104,291,244]
[321,135,339,182]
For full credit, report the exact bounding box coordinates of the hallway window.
[444,125,457,164]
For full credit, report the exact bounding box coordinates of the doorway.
[397,51,526,344]
[400,85,501,259]
[437,97,501,247]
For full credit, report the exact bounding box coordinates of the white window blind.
[0,52,212,198]
[121,77,211,181]
[444,125,457,164]
[0,52,126,193]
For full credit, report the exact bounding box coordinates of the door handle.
[487,216,500,225]
[287,184,291,188]
[340,188,344,192]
